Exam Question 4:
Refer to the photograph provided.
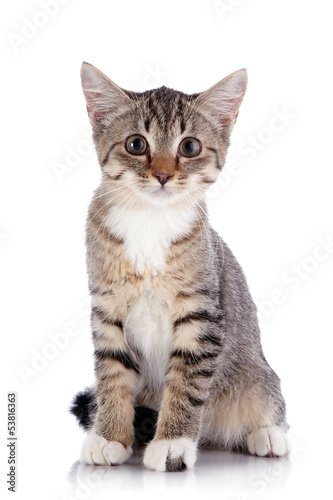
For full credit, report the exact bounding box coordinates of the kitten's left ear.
[196,69,248,130]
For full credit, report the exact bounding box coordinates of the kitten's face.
[81,64,247,208]
[95,89,227,207]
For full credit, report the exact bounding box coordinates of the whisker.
[88,187,139,260]
[91,180,141,201]
[88,181,143,224]
[183,192,213,269]
[104,185,144,251]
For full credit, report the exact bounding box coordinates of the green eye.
[178,137,201,157]
[126,135,148,155]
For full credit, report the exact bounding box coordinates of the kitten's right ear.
[81,62,130,126]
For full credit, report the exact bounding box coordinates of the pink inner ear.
[231,110,239,123]
[212,103,239,127]
[81,66,110,123]
[204,71,247,127]
[86,103,101,121]
[224,105,241,126]
[222,88,246,124]
[84,89,105,122]
[81,67,128,124]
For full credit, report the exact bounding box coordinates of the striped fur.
[72,63,289,470]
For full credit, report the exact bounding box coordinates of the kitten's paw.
[247,426,290,457]
[143,437,197,472]
[80,429,132,465]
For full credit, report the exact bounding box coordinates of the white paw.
[247,426,291,457]
[143,437,197,472]
[80,429,132,465]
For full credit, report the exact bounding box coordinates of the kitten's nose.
[154,172,174,186]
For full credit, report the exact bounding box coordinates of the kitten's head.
[81,63,247,207]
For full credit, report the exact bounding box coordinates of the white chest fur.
[106,202,195,274]
[125,290,172,389]
[106,200,196,391]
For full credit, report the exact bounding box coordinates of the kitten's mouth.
[151,185,173,196]
[135,183,186,206]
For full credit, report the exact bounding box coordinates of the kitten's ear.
[81,62,131,126]
[196,69,248,130]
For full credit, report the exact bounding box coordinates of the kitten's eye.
[126,135,148,155]
[178,137,201,157]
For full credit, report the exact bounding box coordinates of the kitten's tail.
[70,387,97,431]
[70,387,158,445]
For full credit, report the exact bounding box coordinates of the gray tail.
[70,387,158,445]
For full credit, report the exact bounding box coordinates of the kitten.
[71,62,290,472]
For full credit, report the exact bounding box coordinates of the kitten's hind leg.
[202,381,291,457]
[246,425,290,457]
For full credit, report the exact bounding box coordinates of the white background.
[1,0,332,498]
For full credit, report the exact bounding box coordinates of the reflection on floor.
[67,448,292,498]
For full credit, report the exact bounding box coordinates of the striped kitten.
[71,63,290,472]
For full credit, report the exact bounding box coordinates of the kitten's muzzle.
[153,172,174,186]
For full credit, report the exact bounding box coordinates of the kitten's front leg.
[80,307,138,465]
[143,312,220,472]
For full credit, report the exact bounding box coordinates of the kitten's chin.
[136,186,185,207]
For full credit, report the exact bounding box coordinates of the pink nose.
[154,173,174,186]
